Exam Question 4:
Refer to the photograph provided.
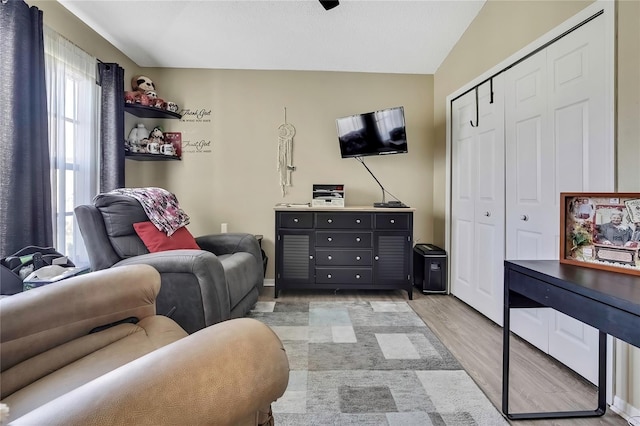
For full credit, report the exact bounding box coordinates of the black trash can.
[413,244,447,294]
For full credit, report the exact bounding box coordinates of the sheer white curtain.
[44,26,99,265]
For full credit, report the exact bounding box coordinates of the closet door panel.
[453,219,474,293]
[474,122,504,323]
[549,312,599,384]
[555,102,589,192]
[451,91,477,305]
[451,79,505,326]
[544,15,610,385]
[506,50,557,352]
[548,14,612,191]
[505,14,610,384]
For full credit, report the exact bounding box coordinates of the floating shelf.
[125,152,181,161]
[124,104,182,119]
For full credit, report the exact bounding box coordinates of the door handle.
[520,215,529,221]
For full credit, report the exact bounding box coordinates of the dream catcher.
[277,108,296,196]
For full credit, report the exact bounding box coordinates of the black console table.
[503,260,640,420]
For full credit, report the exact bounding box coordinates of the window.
[44,27,99,266]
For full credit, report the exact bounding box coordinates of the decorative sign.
[179,107,212,123]
[181,139,212,154]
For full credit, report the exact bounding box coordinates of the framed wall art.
[560,192,640,276]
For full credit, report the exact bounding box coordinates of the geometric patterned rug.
[248,301,508,425]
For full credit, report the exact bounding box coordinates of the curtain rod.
[450,8,604,105]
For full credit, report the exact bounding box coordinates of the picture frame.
[560,192,640,276]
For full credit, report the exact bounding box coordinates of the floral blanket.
[109,187,190,236]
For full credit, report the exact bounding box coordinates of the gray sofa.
[74,193,263,334]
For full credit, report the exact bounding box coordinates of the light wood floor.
[259,286,627,425]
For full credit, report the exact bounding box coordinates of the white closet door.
[451,78,505,326]
[451,90,477,309]
[504,14,612,384]
[505,49,553,353]
[545,13,611,383]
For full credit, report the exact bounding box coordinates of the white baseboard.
[263,278,274,287]
[611,396,640,424]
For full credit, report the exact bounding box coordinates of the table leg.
[502,307,607,420]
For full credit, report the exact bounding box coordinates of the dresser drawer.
[375,213,410,230]
[316,212,372,229]
[278,212,313,228]
[315,267,373,284]
[315,249,372,266]
[315,231,372,248]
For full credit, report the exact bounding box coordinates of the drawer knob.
[356,237,361,242]
[520,215,529,221]
[390,219,395,224]
[293,218,299,223]
[327,255,332,260]
[356,256,361,261]
[327,219,333,223]
[327,237,332,242]
[327,274,332,279]
[355,274,361,279]
[356,219,361,224]
[484,211,491,217]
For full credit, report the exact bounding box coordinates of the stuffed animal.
[149,126,164,144]
[131,75,155,93]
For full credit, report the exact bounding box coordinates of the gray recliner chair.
[74,193,263,334]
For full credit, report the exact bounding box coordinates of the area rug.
[248,300,508,426]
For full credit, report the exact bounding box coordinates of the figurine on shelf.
[148,126,164,154]
[127,123,150,153]
[131,75,155,93]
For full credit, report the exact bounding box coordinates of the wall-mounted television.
[336,106,408,158]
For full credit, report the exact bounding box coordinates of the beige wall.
[31,1,434,282]
[433,0,640,414]
[125,69,433,280]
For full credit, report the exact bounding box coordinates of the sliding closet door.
[451,78,505,326]
[505,13,612,384]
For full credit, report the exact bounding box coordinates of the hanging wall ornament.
[277,107,296,196]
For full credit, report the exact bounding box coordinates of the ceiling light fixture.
[319,1,339,11]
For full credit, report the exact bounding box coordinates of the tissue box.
[23,265,90,291]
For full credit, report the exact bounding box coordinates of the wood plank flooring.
[259,286,627,425]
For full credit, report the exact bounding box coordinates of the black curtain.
[98,62,125,192]
[0,0,53,257]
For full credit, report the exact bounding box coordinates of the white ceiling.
[57,0,486,75]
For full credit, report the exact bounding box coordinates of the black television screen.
[336,106,408,158]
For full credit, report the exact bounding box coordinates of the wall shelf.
[125,152,181,161]
[124,104,182,119]
[125,103,182,161]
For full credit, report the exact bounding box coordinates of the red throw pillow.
[133,221,200,253]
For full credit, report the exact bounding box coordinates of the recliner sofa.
[0,264,289,425]
[75,192,263,333]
